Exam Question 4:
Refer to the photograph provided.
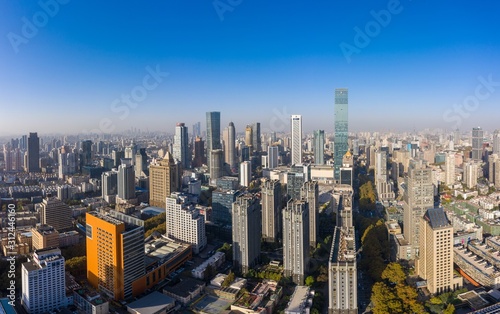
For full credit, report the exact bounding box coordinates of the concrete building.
[102,170,118,204]
[334,88,348,182]
[27,132,40,173]
[149,152,180,208]
[313,130,325,165]
[210,149,224,181]
[223,122,236,171]
[212,189,240,226]
[40,197,73,231]
[261,179,282,243]
[31,224,60,250]
[464,161,479,189]
[165,193,207,254]
[232,194,261,274]
[301,180,318,247]
[268,145,279,169]
[283,200,310,285]
[445,151,456,185]
[86,211,145,300]
[117,158,135,201]
[291,115,302,165]
[173,122,190,169]
[240,161,252,187]
[472,127,484,161]
[22,248,67,314]
[285,286,314,314]
[417,208,462,294]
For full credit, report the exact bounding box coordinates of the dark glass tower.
[206,112,221,172]
[27,132,40,173]
[334,89,348,181]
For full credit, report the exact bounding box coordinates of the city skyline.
[2,2,500,135]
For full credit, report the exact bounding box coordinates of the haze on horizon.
[1,1,500,136]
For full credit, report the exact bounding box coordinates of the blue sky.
[1,0,500,136]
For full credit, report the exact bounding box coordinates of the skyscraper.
[27,132,40,173]
[245,125,253,152]
[102,170,118,203]
[301,180,318,247]
[313,130,325,165]
[268,145,279,169]
[240,161,252,187]
[206,112,221,171]
[117,158,135,201]
[80,140,93,168]
[494,130,500,155]
[403,160,434,259]
[334,88,348,181]
[283,199,310,285]
[193,136,205,167]
[262,179,282,243]
[472,127,484,161]
[212,189,240,226]
[149,152,180,208]
[22,248,67,314]
[223,122,236,171]
[417,208,462,294]
[232,194,261,274]
[134,148,148,177]
[252,122,261,152]
[445,151,455,185]
[291,115,302,165]
[210,149,224,181]
[86,211,145,300]
[166,193,207,254]
[40,196,73,231]
[173,123,190,169]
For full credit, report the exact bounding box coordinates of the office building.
[245,125,253,152]
[124,143,137,163]
[102,171,118,204]
[22,248,67,314]
[134,148,148,177]
[112,150,125,168]
[287,164,310,200]
[165,193,207,254]
[403,160,434,259]
[209,149,224,181]
[240,161,251,187]
[334,88,348,181]
[40,197,72,231]
[268,145,279,169]
[283,199,310,285]
[340,151,354,187]
[291,115,303,165]
[313,130,325,165]
[173,123,190,169]
[86,211,145,300]
[32,224,60,250]
[252,122,262,152]
[27,132,40,173]
[232,194,261,274]
[494,130,500,155]
[417,208,462,294]
[223,122,236,170]
[81,140,93,168]
[472,127,484,161]
[262,179,282,243]
[445,151,455,185]
[301,180,318,247]
[193,136,206,167]
[206,111,221,171]
[463,161,479,189]
[149,152,180,208]
[212,189,240,226]
[117,158,135,201]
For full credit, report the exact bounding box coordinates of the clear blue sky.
[1,0,500,136]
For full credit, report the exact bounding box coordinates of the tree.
[305,276,315,287]
[443,303,455,314]
[381,263,406,285]
[66,256,87,277]
[222,271,235,287]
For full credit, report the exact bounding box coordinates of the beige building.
[40,197,73,231]
[149,152,180,208]
[32,224,60,250]
[417,208,462,294]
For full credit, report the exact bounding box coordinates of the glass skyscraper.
[334,88,348,181]
[313,130,325,165]
[291,115,302,165]
[206,112,221,172]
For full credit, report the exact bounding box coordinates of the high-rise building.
[58,146,78,179]
[40,197,73,231]
[193,136,206,167]
[252,122,262,152]
[340,151,354,187]
[268,145,279,169]
[262,179,282,243]
[375,151,387,182]
[417,208,462,294]
[232,194,261,274]
[245,125,253,152]
[3,145,12,171]
[472,127,484,161]
[329,185,357,314]
[223,122,236,171]
[209,149,224,181]
[334,88,348,181]
[494,130,500,155]
[301,181,318,247]
[117,158,135,201]
[283,199,310,285]
[291,115,302,165]
[134,148,148,177]
[212,189,240,226]
[173,123,190,169]
[403,160,434,259]
[86,211,145,300]
[22,248,67,314]
[149,152,180,208]
[80,140,93,168]
[206,112,221,171]
[192,121,201,138]
[287,164,310,200]
[102,171,118,203]
[27,132,40,173]
[445,151,455,186]
[112,150,125,168]
[166,193,207,254]
[313,130,325,165]
[240,161,251,187]
[463,161,479,189]
[124,143,137,164]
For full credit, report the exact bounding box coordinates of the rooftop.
[127,291,175,314]
[424,207,450,229]
[286,286,312,313]
[330,226,356,263]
